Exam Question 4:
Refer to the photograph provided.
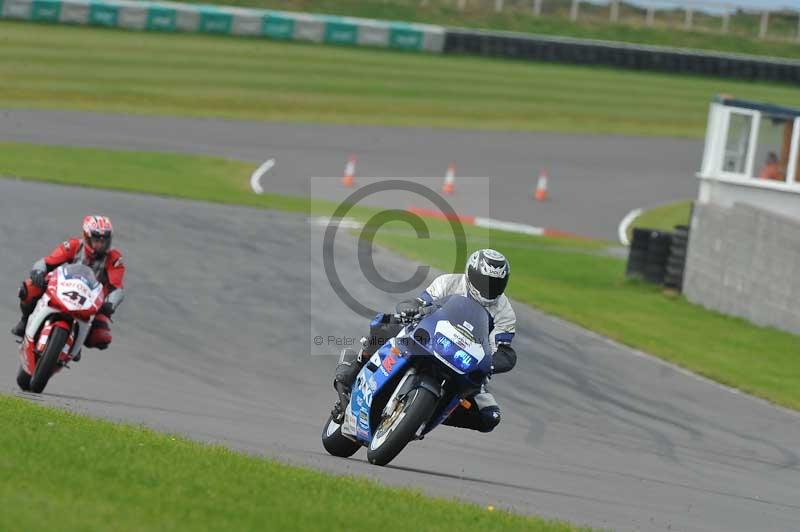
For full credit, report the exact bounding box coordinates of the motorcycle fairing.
[411,295,493,378]
[19,264,102,375]
[342,296,494,444]
[344,335,411,442]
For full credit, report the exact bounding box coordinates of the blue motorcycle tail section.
[349,340,409,444]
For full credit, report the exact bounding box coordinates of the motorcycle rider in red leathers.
[11,216,126,358]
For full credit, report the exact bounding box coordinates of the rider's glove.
[100,302,115,317]
[395,299,423,323]
[30,270,46,290]
[491,344,517,374]
[414,303,436,320]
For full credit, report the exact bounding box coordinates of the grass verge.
[2,21,800,138]
[0,142,312,212]
[627,200,693,240]
[0,394,591,532]
[2,142,799,411]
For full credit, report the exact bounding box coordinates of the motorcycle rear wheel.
[367,387,436,466]
[321,414,361,458]
[29,327,68,394]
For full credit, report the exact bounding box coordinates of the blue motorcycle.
[322,295,493,466]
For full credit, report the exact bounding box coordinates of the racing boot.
[331,344,367,422]
[10,318,27,338]
[11,299,36,338]
[333,344,366,395]
[442,387,502,433]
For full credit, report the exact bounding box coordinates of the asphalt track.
[0,110,702,240]
[2,179,800,532]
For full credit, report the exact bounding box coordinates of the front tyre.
[29,327,68,394]
[321,414,360,458]
[16,366,31,391]
[367,387,437,466]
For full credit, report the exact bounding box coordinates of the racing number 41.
[62,291,87,305]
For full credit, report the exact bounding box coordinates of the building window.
[752,114,791,183]
[722,112,752,175]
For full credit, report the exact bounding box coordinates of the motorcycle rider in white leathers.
[335,249,516,432]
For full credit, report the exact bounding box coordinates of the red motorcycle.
[17,263,105,393]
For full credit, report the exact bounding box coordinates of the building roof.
[714,95,800,120]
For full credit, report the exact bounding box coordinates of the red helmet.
[82,215,113,260]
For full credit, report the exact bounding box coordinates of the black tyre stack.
[625,228,650,278]
[626,225,690,292]
[664,225,689,291]
[644,231,672,285]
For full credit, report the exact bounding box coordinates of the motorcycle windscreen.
[60,263,100,290]
[53,263,105,317]
[410,295,493,376]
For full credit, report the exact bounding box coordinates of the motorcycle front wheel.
[367,387,436,466]
[16,366,31,391]
[29,327,68,394]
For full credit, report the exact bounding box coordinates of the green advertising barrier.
[0,0,445,53]
[31,0,61,21]
[89,2,117,26]
[262,12,293,40]
[199,8,231,34]
[389,26,423,51]
[324,18,357,45]
[146,6,175,31]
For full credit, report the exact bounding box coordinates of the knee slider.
[474,391,501,433]
[85,315,112,349]
[478,406,501,432]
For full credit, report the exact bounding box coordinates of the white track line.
[617,208,642,246]
[249,158,275,195]
[474,216,545,236]
[307,216,363,230]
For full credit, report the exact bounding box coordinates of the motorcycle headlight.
[433,332,478,372]
[451,349,476,372]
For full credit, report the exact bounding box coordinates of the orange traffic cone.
[442,162,456,195]
[342,154,357,187]
[534,169,549,201]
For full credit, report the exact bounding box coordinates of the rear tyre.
[16,366,31,391]
[367,387,437,466]
[322,414,361,458]
[29,327,68,394]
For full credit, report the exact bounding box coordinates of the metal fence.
[420,0,800,42]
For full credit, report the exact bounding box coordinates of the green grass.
[175,0,800,59]
[2,142,800,412]
[0,394,591,532]
[627,200,693,240]
[2,21,800,138]
[0,142,317,212]
[372,227,800,412]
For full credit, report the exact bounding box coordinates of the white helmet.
[465,249,510,306]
